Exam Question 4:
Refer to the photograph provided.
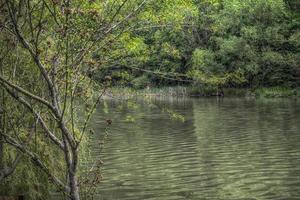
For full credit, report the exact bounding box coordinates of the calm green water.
[88,97,300,200]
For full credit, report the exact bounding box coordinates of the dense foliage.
[95,0,300,90]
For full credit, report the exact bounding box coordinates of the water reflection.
[88,98,300,200]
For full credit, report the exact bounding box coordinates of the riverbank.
[105,86,300,99]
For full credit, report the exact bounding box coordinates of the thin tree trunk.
[69,144,79,200]
[62,133,80,200]
[69,171,80,200]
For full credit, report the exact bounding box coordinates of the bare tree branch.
[78,86,108,148]
[2,84,64,150]
[0,118,37,181]
[6,0,60,111]
[0,75,56,112]
[1,131,69,193]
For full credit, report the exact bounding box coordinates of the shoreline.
[104,86,300,99]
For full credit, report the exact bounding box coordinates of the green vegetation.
[254,87,299,98]
[99,0,299,97]
[0,0,299,199]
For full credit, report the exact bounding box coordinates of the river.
[87,97,300,200]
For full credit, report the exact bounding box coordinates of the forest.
[0,0,299,199]
[94,0,300,93]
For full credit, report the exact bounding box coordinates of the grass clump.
[254,87,298,98]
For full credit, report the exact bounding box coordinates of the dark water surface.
[88,97,300,200]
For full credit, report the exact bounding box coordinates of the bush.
[132,75,150,89]
[187,85,218,96]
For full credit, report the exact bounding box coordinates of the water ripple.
[87,98,300,200]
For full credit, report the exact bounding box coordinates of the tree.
[189,0,299,88]
[93,0,198,87]
[0,0,147,199]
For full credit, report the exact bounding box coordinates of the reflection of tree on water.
[192,98,300,199]
[88,98,300,200]
[90,98,200,199]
